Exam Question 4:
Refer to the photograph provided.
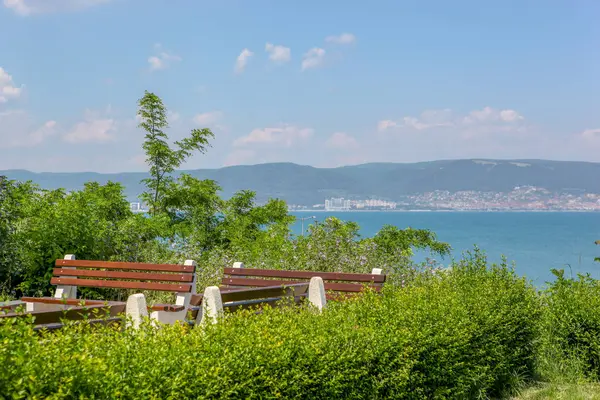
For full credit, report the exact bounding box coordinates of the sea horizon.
[290,210,600,287]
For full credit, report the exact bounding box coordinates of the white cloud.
[234,125,314,147]
[29,120,57,146]
[581,128,600,140]
[325,33,356,45]
[167,110,180,123]
[0,67,23,103]
[500,109,523,122]
[3,0,111,15]
[301,48,326,70]
[0,110,57,148]
[326,132,359,149]
[235,49,253,74]
[193,111,223,126]
[148,44,181,71]
[378,110,454,132]
[265,43,291,63]
[63,109,116,143]
[463,106,524,124]
[379,107,524,136]
[377,120,398,131]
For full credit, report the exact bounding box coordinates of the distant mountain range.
[2,159,599,205]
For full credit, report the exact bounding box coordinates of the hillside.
[1,159,598,205]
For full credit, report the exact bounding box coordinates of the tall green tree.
[0,176,21,295]
[14,182,138,297]
[137,91,214,214]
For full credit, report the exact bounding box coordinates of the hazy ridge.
[2,159,598,205]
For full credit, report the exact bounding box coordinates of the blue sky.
[0,0,598,172]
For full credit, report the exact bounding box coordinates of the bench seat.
[221,264,386,300]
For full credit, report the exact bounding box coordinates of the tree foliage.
[0,90,452,298]
[137,90,214,215]
[0,176,25,296]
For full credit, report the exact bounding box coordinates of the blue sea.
[290,212,600,286]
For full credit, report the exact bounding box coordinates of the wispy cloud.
[235,48,254,74]
[148,43,181,71]
[3,0,112,15]
[0,67,23,103]
[193,111,223,126]
[463,107,524,124]
[325,33,356,45]
[0,110,57,148]
[581,128,600,140]
[63,109,116,143]
[265,43,291,63]
[234,125,314,147]
[378,107,524,137]
[301,48,326,70]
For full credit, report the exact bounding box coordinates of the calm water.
[290,212,600,286]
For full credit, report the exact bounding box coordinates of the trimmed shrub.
[538,269,600,381]
[0,256,539,399]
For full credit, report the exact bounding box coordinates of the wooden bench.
[8,255,197,327]
[0,297,125,332]
[221,263,385,301]
[190,282,319,325]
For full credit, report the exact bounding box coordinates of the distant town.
[129,186,600,213]
[286,186,600,212]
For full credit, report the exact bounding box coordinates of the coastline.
[290,209,600,213]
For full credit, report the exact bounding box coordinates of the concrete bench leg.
[197,286,223,326]
[126,293,149,329]
[150,259,197,325]
[308,277,326,311]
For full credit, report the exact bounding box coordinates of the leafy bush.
[0,256,538,399]
[538,269,600,381]
[193,217,450,290]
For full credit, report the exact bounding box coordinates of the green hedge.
[538,270,600,381]
[0,256,539,399]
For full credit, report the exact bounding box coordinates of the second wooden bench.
[221,263,386,300]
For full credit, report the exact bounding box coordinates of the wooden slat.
[52,268,193,282]
[150,304,185,312]
[220,283,309,303]
[21,297,107,306]
[0,303,126,325]
[56,259,195,273]
[224,268,386,283]
[221,277,380,293]
[190,294,203,306]
[0,300,25,310]
[188,306,200,320]
[50,277,192,293]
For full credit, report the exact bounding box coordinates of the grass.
[515,382,600,399]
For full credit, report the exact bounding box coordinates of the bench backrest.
[51,255,196,303]
[190,283,311,324]
[221,265,385,297]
